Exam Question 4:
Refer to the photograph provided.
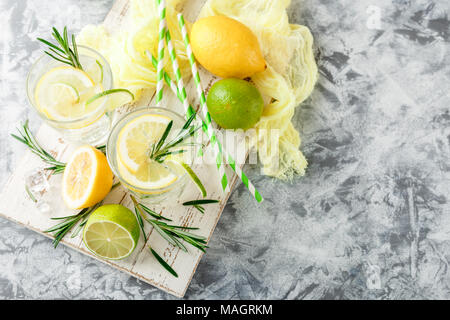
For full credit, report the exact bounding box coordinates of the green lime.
[83,204,140,260]
[206,78,264,129]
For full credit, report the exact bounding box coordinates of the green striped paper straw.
[148,51,263,202]
[164,26,230,193]
[155,0,166,106]
[177,13,263,202]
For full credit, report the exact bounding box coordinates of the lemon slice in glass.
[117,114,171,172]
[83,204,140,260]
[116,156,180,192]
[35,66,103,121]
[116,114,183,191]
[50,82,80,103]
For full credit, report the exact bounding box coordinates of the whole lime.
[206,78,264,130]
[83,204,140,260]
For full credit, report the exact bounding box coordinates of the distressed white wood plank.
[0,0,251,298]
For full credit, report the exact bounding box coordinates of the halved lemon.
[116,114,184,191]
[83,204,140,260]
[62,145,113,209]
[35,66,104,121]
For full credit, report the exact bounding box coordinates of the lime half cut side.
[83,204,140,260]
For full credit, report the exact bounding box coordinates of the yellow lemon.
[62,145,113,209]
[190,16,266,79]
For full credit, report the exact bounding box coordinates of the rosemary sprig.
[131,196,208,252]
[149,113,200,163]
[133,199,172,222]
[37,27,83,69]
[132,200,172,244]
[44,203,99,248]
[131,195,208,277]
[182,199,219,214]
[12,121,106,175]
[44,183,121,248]
[134,207,147,243]
[11,120,66,174]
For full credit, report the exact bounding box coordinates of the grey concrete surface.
[0,0,449,299]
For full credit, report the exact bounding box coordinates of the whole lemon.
[206,78,264,130]
[190,16,266,79]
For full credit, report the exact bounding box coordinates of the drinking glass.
[107,107,193,205]
[27,45,113,145]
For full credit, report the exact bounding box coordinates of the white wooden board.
[0,0,249,298]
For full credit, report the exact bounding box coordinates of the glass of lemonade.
[27,45,113,145]
[107,107,193,205]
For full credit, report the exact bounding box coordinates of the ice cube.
[24,168,50,201]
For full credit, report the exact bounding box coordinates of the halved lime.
[83,204,140,260]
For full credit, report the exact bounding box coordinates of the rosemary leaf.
[70,219,88,238]
[183,199,219,214]
[135,207,148,243]
[25,185,38,203]
[193,205,205,214]
[182,113,196,130]
[36,38,64,53]
[171,237,188,252]
[148,112,201,164]
[149,247,178,278]
[148,220,178,247]
[169,229,207,241]
[183,199,219,206]
[153,120,173,156]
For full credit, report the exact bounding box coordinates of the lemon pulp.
[62,145,113,209]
